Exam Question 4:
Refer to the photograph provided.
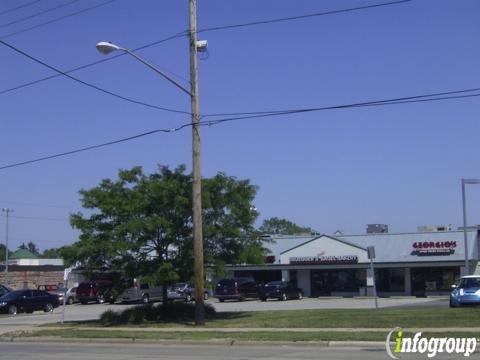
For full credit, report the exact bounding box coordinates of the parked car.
[55,287,78,305]
[172,283,210,301]
[215,278,258,302]
[450,275,480,307]
[76,281,113,304]
[65,287,78,305]
[38,284,66,303]
[119,283,164,304]
[0,284,12,297]
[258,281,303,301]
[0,289,60,315]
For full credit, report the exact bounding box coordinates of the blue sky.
[0,0,479,251]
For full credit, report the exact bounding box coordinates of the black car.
[258,281,303,301]
[0,289,60,315]
[215,278,258,302]
[0,284,11,297]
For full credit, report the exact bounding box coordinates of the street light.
[95,1,206,326]
[461,178,480,275]
[2,208,13,275]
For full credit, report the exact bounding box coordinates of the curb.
[0,336,385,348]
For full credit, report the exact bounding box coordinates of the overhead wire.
[197,0,412,34]
[0,123,192,171]
[0,0,41,16]
[0,31,189,97]
[0,87,479,171]
[0,0,79,29]
[0,1,412,97]
[0,39,190,114]
[202,87,480,117]
[0,0,116,40]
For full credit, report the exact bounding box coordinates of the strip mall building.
[229,226,480,297]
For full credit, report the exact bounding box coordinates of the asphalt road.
[1,342,476,360]
[0,298,449,327]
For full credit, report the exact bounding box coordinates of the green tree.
[0,244,8,263]
[17,242,40,256]
[66,165,263,303]
[41,247,62,258]
[259,217,317,235]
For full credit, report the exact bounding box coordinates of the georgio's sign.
[411,241,456,256]
[289,255,358,265]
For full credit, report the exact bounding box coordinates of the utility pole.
[189,0,205,326]
[2,208,13,275]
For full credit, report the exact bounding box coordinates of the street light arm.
[122,48,192,97]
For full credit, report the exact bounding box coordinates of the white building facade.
[228,229,480,297]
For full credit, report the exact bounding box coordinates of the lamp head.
[96,41,122,55]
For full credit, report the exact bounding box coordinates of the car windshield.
[463,278,480,288]
[265,281,282,287]
[174,283,187,289]
[218,279,236,286]
[0,290,25,300]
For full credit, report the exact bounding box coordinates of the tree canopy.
[64,165,264,287]
[258,217,317,235]
[18,241,40,256]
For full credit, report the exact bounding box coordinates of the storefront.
[228,229,479,297]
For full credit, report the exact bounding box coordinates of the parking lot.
[0,297,448,328]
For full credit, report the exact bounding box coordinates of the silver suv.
[119,284,164,304]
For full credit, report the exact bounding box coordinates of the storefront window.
[411,267,459,296]
[376,268,405,292]
[311,269,366,296]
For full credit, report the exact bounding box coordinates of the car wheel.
[44,303,54,313]
[80,299,87,305]
[142,295,149,304]
[280,293,287,301]
[260,297,267,302]
[298,292,303,300]
[97,295,105,304]
[26,310,34,314]
[185,294,192,302]
[449,298,459,308]
[8,305,17,315]
[219,298,225,303]
[203,292,209,301]
[67,297,74,305]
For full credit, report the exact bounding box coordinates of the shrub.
[99,302,216,326]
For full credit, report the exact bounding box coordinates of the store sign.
[289,255,358,265]
[411,241,457,256]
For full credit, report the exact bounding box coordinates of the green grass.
[60,306,480,329]
[12,329,480,342]
[210,308,480,328]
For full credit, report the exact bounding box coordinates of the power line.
[201,92,480,127]
[0,0,41,16]
[0,0,79,29]
[0,39,190,115]
[0,123,191,170]
[6,215,69,222]
[0,0,116,40]
[0,1,410,97]
[0,87,479,171]
[197,0,412,34]
[202,87,480,117]
[0,31,188,97]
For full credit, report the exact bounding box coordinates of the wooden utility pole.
[189,0,205,326]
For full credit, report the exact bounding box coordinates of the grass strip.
[45,307,480,329]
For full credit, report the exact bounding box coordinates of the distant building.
[0,249,64,289]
